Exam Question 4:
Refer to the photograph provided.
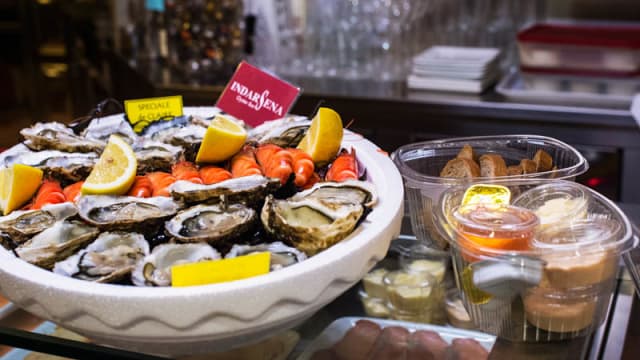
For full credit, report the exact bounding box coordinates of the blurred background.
[0,0,639,202]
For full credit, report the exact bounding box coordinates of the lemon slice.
[297,107,343,165]
[195,115,247,164]
[461,184,511,207]
[0,164,43,215]
[82,135,137,195]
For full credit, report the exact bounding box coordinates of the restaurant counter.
[0,203,638,359]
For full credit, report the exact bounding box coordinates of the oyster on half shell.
[225,241,307,270]
[77,195,181,230]
[82,116,138,144]
[3,149,98,182]
[248,116,311,147]
[0,202,78,243]
[169,174,280,206]
[133,139,183,173]
[21,122,105,153]
[165,203,256,243]
[53,232,150,283]
[261,195,365,255]
[131,243,220,286]
[291,180,377,208]
[15,220,99,269]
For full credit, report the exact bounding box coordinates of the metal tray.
[496,70,639,108]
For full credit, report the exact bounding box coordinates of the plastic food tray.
[297,316,496,359]
[517,22,640,77]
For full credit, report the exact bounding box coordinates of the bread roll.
[533,149,553,172]
[520,159,537,174]
[507,165,523,176]
[456,144,476,162]
[479,154,507,177]
[440,158,480,178]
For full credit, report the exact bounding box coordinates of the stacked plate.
[408,46,501,94]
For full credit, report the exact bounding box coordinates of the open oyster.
[292,180,377,207]
[133,139,183,173]
[169,175,280,206]
[165,204,256,243]
[77,195,181,231]
[53,232,150,283]
[82,116,138,144]
[261,195,365,255]
[0,202,77,243]
[15,220,99,269]
[226,241,307,271]
[21,122,105,153]
[3,150,98,182]
[131,243,220,286]
[248,116,311,147]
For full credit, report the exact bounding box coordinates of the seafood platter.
[0,107,404,355]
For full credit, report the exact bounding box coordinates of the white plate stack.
[408,46,501,94]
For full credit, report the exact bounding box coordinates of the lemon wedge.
[82,135,137,195]
[0,164,43,215]
[297,107,343,165]
[195,115,247,164]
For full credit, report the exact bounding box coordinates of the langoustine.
[255,144,294,185]
[230,146,263,178]
[127,176,153,197]
[28,179,66,210]
[199,166,232,185]
[146,172,177,197]
[172,161,203,184]
[62,181,84,203]
[326,148,358,182]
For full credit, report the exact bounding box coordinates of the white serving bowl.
[0,108,404,356]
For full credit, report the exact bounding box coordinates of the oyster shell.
[169,175,280,206]
[77,195,181,230]
[82,116,138,144]
[292,180,377,208]
[15,220,99,269]
[139,115,191,138]
[2,149,98,182]
[165,204,256,243]
[0,202,78,243]
[261,195,365,255]
[152,124,206,162]
[225,241,307,270]
[131,243,221,286]
[248,116,311,147]
[53,231,150,283]
[133,139,183,173]
[21,122,105,153]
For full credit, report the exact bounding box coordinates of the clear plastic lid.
[452,204,539,252]
[513,182,590,230]
[436,179,635,259]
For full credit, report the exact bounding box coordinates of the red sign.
[216,61,301,127]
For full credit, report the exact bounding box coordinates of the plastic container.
[435,179,636,342]
[391,135,588,249]
[517,23,640,77]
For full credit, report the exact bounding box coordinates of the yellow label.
[171,252,271,287]
[461,184,511,207]
[124,95,183,133]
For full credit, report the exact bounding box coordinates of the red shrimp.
[127,176,153,198]
[199,166,232,185]
[171,161,203,184]
[29,179,66,210]
[146,172,177,197]
[302,172,321,190]
[255,144,294,185]
[230,146,263,178]
[289,148,315,187]
[62,181,84,203]
[325,148,358,182]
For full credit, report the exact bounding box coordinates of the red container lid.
[518,23,640,49]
